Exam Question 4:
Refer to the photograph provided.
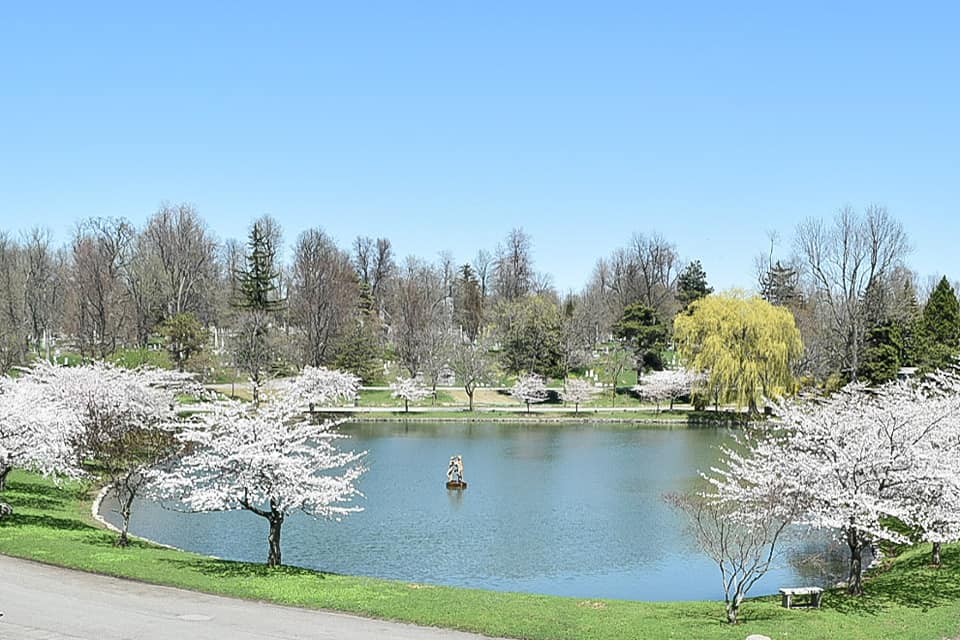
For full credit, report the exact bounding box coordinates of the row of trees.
[0,362,366,566]
[1,203,955,413]
[673,371,960,623]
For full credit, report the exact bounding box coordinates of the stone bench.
[779,587,823,609]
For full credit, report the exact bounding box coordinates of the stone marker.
[745,635,772,640]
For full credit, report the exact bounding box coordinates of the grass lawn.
[2,472,959,639]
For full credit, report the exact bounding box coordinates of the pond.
[102,422,849,601]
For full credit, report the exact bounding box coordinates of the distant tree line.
[0,202,953,400]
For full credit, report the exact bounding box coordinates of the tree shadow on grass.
[161,557,331,581]
[3,493,63,511]
[0,512,96,532]
[4,479,90,503]
[824,546,960,615]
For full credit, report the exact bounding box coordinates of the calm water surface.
[103,422,846,601]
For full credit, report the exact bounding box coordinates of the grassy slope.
[1,471,958,640]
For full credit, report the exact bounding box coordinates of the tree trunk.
[404,398,409,413]
[846,527,865,595]
[574,402,579,414]
[267,512,284,567]
[0,465,11,491]
[467,389,474,412]
[526,401,531,414]
[932,541,942,567]
[725,602,739,624]
[116,487,136,547]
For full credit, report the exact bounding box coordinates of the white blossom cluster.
[0,361,197,484]
[633,369,704,410]
[510,373,548,408]
[150,398,366,520]
[707,373,960,590]
[389,377,432,408]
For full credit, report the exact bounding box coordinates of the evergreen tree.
[456,264,483,342]
[334,319,382,384]
[759,261,800,307]
[677,260,713,310]
[858,322,904,384]
[613,302,667,376]
[919,276,960,370]
[234,221,285,312]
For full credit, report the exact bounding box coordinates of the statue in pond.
[446,454,466,489]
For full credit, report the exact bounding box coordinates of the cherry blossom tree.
[709,376,960,595]
[560,378,598,414]
[633,369,704,411]
[510,373,549,413]
[449,338,497,411]
[389,376,431,412]
[0,376,81,517]
[9,361,197,544]
[152,372,366,567]
[277,365,359,413]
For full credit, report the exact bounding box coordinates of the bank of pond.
[1,459,959,640]
[105,422,845,601]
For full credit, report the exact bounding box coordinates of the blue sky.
[1,2,958,292]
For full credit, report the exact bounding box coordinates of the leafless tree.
[391,257,446,377]
[21,228,66,358]
[794,205,910,380]
[589,232,682,324]
[142,203,220,321]
[449,336,497,411]
[0,233,27,369]
[472,249,494,304]
[494,228,534,301]
[667,491,795,624]
[70,218,135,358]
[231,310,275,405]
[289,228,358,367]
[353,236,394,313]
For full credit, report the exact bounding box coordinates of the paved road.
[0,555,503,640]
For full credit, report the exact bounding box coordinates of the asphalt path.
[0,555,505,640]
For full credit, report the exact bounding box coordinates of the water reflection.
[103,422,851,601]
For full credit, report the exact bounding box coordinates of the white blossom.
[707,375,960,594]
[633,368,703,411]
[389,376,432,412]
[559,378,597,413]
[151,369,366,567]
[276,365,359,409]
[510,373,549,413]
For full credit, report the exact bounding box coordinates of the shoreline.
[2,471,957,640]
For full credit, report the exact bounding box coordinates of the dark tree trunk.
[467,389,474,412]
[267,512,284,567]
[404,398,409,413]
[846,527,865,595]
[932,542,942,567]
[116,487,136,547]
[0,465,11,491]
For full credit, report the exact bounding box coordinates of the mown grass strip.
[1,471,958,640]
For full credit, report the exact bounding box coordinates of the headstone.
[745,635,772,640]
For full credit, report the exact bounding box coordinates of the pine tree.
[677,260,713,309]
[919,276,960,371]
[613,302,667,376]
[759,261,800,307]
[456,264,483,342]
[234,222,285,312]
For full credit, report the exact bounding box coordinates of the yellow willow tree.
[674,292,802,414]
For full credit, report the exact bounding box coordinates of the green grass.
[358,389,457,407]
[2,472,959,639]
